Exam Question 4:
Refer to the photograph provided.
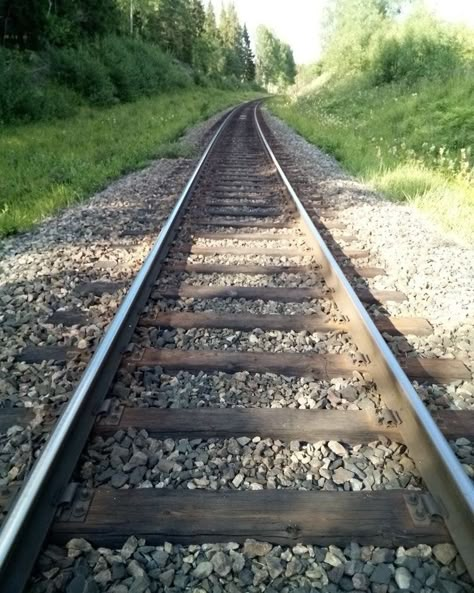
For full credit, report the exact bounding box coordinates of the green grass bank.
[0,88,259,237]
[269,75,474,243]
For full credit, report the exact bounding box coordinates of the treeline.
[319,0,474,85]
[0,0,257,124]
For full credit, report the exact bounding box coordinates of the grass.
[269,74,474,243]
[0,87,260,237]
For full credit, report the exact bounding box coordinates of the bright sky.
[210,0,474,64]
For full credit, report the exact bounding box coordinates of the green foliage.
[96,36,192,100]
[48,46,117,106]
[270,71,474,240]
[0,87,261,236]
[218,3,245,79]
[256,25,296,89]
[368,12,474,84]
[321,0,474,84]
[0,0,256,90]
[0,47,79,123]
[272,0,474,240]
[0,36,196,123]
[98,36,143,101]
[322,0,388,75]
[242,25,256,82]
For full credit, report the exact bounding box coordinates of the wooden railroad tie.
[125,348,470,384]
[94,408,474,443]
[163,261,385,279]
[139,311,433,337]
[51,489,449,547]
[153,284,406,304]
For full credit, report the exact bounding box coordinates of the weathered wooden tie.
[139,311,432,337]
[51,490,449,547]
[125,348,469,383]
[95,408,474,442]
[163,262,312,275]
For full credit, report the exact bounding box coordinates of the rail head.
[254,102,474,577]
[0,102,249,593]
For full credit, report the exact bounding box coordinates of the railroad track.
[0,101,473,591]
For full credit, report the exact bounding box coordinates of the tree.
[192,1,222,76]
[219,2,245,79]
[321,0,412,74]
[0,0,47,48]
[242,24,255,81]
[279,42,296,86]
[0,0,256,88]
[256,25,295,89]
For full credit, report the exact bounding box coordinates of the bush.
[321,3,474,86]
[0,49,36,123]
[0,37,198,125]
[368,13,473,85]
[0,49,79,123]
[48,46,117,105]
[98,36,142,101]
[98,37,192,98]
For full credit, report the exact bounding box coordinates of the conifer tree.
[219,2,245,79]
[242,24,256,81]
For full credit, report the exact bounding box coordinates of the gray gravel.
[187,237,307,248]
[0,108,235,412]
[30,538,473,592]
[173,253,316,266]
[155,271,326,289]
[5,105,474,592]
[131,326,356,355]
[450,438,474,481]
[145,296,340,318]
[183,224,296,236]
[113,368,382,411]
[80,429,421,492]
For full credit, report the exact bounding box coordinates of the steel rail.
[0,103,245,593]
[254,103,474,577]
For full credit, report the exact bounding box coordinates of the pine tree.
[242,24,256,81]
[219,2,245,79]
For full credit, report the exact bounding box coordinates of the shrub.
[0,49,79,123]
[0,37,198,125]
[368,13,472,85]
[48,46,116,105]
[98,36,142,101]
[0,49,36,123]
[105,37,192,96]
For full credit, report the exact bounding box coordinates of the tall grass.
[270,73,474,241]
[0,88,260,237]
[270,9,474,242]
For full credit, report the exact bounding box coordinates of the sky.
[210,0,474,64]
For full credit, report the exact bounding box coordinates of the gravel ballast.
[131,326,356,355]
[113,368,382,411]
[80,429,421,492]
[30,538,473,593]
